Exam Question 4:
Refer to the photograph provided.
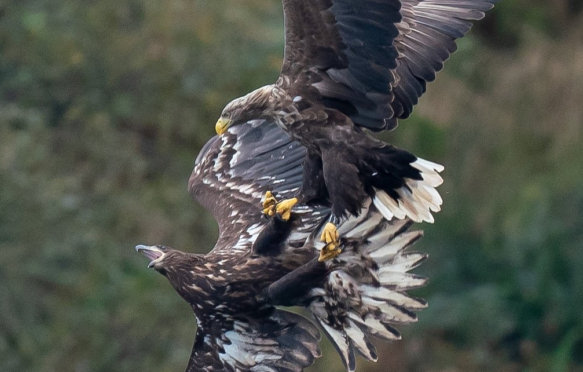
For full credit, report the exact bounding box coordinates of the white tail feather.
[348,313,401,340]
[344,320,377,361]
[360,286,427,309]
[318,320,354,370]
[360,297,417,323]
[373,156,443,224]
[369,231,422,259]
[412,157,445,173]
[307,209,427,371]
[378,271,426,289]
[379,252,426,272]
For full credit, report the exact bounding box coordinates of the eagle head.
[135,244,200,273]
[135,244,173,270]
[216,85,275,135]
[136,245,208,303]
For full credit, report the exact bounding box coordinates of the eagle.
[214,0,497,260]
[137,120,428,372]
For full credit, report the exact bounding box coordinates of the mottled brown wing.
[278,0,496,131]
[189,120,328,253]
[390,0,497,123]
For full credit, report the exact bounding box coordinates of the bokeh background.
[1,0,582,371]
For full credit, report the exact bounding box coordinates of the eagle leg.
[262,191,298,221]
[262,257,327,306]
[253,214,295,256]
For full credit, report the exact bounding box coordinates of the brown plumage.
[137,120,429,371]
[215,0,498,251]
[137,1,501,370]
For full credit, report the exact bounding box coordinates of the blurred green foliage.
[1,0,582,371]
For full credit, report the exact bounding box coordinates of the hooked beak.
[135,245,165,268]
[215,117,232,135]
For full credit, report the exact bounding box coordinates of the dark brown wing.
[278,0,496,131]
[279,0,402,130]
[390,0,497,123]
[188,119,328,253]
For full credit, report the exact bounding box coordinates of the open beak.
[135,245,164,268]
[215,117,232,135]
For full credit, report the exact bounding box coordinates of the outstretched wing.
[391,0,497,121]
[186,307,321,372]
[278,0,496,131]
[188,119,326,252]
[279,0,401,130]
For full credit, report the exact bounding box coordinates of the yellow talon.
[318,243,342,262]
[262,191,277,217]
[318,222,341,261]
[262,192,298,221]
[320,222,339,245]
[275,197,298,221]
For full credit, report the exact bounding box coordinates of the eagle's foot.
[262,191,277,217]
[262,192,298,221]
[275,197,298,221]
[320,222,339,245]
[319,242,341,262]
[318,222,341,261]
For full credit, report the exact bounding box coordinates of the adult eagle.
[214,0,497,259]
[137,120,428,372]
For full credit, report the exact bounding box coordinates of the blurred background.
[1,0,582,371]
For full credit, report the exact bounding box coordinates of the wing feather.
[186,309,321,372]
[278,0,497,131]
[189,120,327,253]
[279,0,401,130]
[391,0,498,121]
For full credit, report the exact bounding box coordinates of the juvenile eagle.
[137,120,428,372]
[215,0,497,259]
